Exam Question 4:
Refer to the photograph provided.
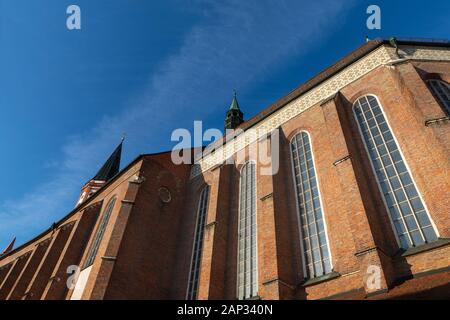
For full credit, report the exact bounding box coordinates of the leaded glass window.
[84,197,116,268]
[427,79,450,115]
[237,162,257,300]
[354,95,438,249]
[291,132,332,279]
[187,185,210,300]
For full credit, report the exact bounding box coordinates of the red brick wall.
[0,59,448,300]
[100,154,191,299]
[182,60,450,300]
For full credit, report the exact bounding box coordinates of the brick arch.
[237,159,256,174]
[347,88,386,107]
[416,69,450,84]
[233,153,257,173]
[284,124,315,143]
[194,182,209,196]
[98,195,118,213]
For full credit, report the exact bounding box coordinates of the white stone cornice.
[191,44,450,179]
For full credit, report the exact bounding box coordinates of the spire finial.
[229,90,240,111]
[225,89,244,130]
[121,133,126,143]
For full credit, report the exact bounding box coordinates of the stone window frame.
[237,161,258,300]
[83,197,117,269]
[352,94,439,249]
[426,79,450,116]
[186,185,210,300]
[289,131,333,280]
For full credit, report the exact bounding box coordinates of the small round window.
[158,187,172,203]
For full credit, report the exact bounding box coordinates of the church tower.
[224,91,244,131]
[76,139,123,206]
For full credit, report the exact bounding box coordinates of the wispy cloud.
[0,0,353,248]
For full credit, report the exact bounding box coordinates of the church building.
[0,38,449,300]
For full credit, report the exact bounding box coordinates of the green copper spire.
[225,90,244,130]
[229,90,241,111]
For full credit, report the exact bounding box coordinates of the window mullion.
[295,137,314,278]
[438,81,450,112]
[301,134,324,276]
[366,97,426,244]
[358,97,414,246]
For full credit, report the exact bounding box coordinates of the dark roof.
[93,141,123,181]
[0,150,177,260]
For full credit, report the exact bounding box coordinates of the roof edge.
[201,37,450,158]
[0,153,145,260]
[0,147,201,261]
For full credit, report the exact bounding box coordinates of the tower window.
[290,132,332,279]
[237,162,257,300]
[427,79,450,115]
[187,185,210,300]
[84,197,117,268]
[354,95,438,249]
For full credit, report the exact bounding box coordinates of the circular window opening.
[158,187,172,203]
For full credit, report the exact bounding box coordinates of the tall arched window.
[187,185,210,300]
[290,132,332,279]
[354,95,438,249]
[427,79,450,115]
[84,197,117,268]
[237,161,257,300]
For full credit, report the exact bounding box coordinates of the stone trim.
[260,193,273,201]
[397,238,450,257]
[128,175,146,184]
[333,155,351,166]
[320,92,340,106]
[262,278,296,290]
[205,221,217,229]
[101,256,117,261]
[210,162,225,172]
[424,116,450,126]
[301,271,341,287]
[354,246,390,258]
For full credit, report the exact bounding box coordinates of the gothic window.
[83,197,116,268]
[290,132,332,279]
[237,161,257,300]
[187,185,210,300]
[354,95,438,249]
[427,79,450,115]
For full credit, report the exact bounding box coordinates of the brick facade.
[0,40,449,300]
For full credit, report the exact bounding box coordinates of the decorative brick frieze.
[191,45,450,178]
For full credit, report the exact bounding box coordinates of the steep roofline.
[0,149,187,261]
[201,37,450,158]
[238,38,450,132]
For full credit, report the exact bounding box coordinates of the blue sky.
[0,0,449,249]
